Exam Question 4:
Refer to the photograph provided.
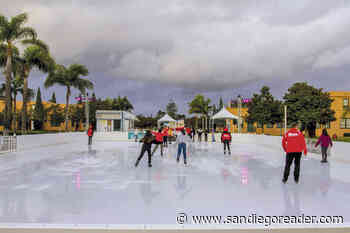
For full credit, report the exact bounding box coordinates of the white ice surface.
[0,133,349,225]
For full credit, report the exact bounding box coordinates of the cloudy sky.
[2,0,350,114]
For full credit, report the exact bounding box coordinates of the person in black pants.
[204,129,208,142]
[221,128,232,155]
[282,123,307,184]
[283,152,302,183]
[135,131,155,168]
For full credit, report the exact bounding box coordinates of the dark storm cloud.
[3,0,350,114]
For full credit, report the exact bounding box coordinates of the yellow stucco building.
[227,91,350,137]
[0,98,85,132]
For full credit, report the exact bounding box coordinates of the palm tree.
[45,64,93,131]
[0,13,37,133]
[20,41,54,133]
[0,78,34,131]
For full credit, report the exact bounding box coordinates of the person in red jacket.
[152,129,164,157]
[221,128,232,155]
[87,124,94,145]
[282,122,307,184]
[162,127,169,147]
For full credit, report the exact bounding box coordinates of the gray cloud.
[3,0,350,113]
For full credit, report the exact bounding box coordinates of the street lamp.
[85,92,89,131]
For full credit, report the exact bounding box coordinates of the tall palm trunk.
[65,86,71,131]
[22,73,29,134]
[13,92,17,132]
[5,43,13,134]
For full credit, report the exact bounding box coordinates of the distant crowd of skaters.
[86,122,334,184]
[134,126,232,168]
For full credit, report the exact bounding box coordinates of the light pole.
[284,105,287,135]
[238,95,242,134]
[85,92,89,131]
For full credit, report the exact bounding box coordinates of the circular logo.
[177,213,188,225]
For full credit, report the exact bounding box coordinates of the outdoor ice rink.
[0,133,349,231]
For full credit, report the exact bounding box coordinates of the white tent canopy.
[158,114,177,128]
[212,107,238,120]
[158,114,177,123]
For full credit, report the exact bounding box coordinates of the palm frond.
[23,45,55,73]
[22,38,49,52]
[0,15,9,29]
[9,13,28,31]
[75,79,94,93]
[44,64,67,88]
[16,27,37,41]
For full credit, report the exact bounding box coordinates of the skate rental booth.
[96,110,136,132]
[211,107,239,132]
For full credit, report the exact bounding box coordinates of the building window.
[257,122,263,128]
[340,119,350,129]
[267,123,273,128]
[51,121,61,127]
[344,98,349,107]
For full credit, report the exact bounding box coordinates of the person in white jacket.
[176,129,191,165]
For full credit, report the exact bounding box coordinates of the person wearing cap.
[135,130,155,167]
[282,122,307,184]
[221,128,232,154]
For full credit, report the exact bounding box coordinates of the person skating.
[191,127,196,142]
[198,128,203,142]
[135,130,155,167]
[87,124,94,145]
[162,127,169,147]
[176,129,191,165]
[151,129,164,157]
[282,123,307,184]
[315,129,333,163]
[204,129,209,142]
[221,128,232,154]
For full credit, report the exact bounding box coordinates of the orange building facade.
[0,98,85,132]
[227,91,350,137]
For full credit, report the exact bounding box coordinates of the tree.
[21,41,54,134]
[188,94,211,129]
[45,64,93,131]
[219,97,224,110]
[156,110,166,119]
[246,86,282,134]
[212,104,218,115]
[283,82,336,137]
[69,105,85,131]
[46,104,65,128]
[166,99,178,119]
[33,88,45,130]
[49,92,56,103]
[0,13,37,133]
[135,114,157,129]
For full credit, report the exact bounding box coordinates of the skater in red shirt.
[162,127,169,148]
[152,129,164,157]
[221,128,232,155]
[282,123,307,184]
[87,124,94,145]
